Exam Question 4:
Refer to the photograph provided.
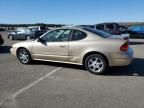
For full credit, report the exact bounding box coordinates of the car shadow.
[106,58,144,76]
[0,46,11,53]
[32,58,144,77]
[130,41,144,45]
[32,60,85,70]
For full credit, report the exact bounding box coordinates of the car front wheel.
[84,54,108,75]
[17,48,32,64]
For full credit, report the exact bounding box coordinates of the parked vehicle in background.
[10,27,133,75]
[0,28,5,31]
[119,25,128,33]
[0,34,4,45]
[128,26,144,38]
[94,23,128,35]
[81,23,129,40]
[8,28,35,40]
[28,26,48,38]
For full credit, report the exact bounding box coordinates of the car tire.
[26,35,31,40]
[17,48,32,64]
[8,35,13,40]
[84,54,108,75]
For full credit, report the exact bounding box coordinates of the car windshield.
[15,28,24,32]
[83,28,111,38]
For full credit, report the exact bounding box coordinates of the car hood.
[10,32,17,35]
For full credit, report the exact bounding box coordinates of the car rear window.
[83,28,111,38]
[71,30,87,41]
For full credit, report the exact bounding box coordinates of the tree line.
[0,23,65,28]
[0,22,144,28]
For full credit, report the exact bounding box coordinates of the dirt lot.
[0,32,144,108]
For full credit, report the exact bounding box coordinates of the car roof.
[61,26,83,29]
[52,27,110,39]
[54,26,86,31]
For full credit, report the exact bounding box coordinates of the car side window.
[41,29,71,42]
[96,25,104,30]
[71,30,87,41]
[106,24,114,30]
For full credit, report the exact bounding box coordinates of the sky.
[0,0,144,24]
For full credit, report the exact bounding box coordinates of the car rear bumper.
[109,47,133,66]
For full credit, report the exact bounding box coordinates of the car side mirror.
[37,37,46,43]
[37,37,42,42]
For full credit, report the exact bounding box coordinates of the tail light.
[120,41,129,51]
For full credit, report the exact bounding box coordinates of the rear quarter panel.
[68,38,126,64]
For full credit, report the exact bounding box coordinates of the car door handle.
[59,45,65,47]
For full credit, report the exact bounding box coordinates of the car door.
[16,29,25,39]
[32,29,72,62]
[20,29,27,39]
[68,29,87,64]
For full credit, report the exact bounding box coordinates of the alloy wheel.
[18,49,31,64]
[88,57,104,73]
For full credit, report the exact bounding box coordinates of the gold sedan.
[10,27,133,75]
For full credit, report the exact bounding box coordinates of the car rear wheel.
[26,35,31,40]
[17,49,32,64]
[84,54,108,75]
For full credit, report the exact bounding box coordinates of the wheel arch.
[8,34,13,39]
[16,47,31,58]
[82,51,109,66]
